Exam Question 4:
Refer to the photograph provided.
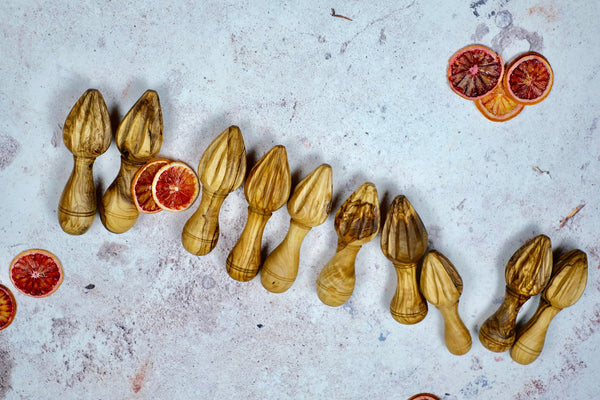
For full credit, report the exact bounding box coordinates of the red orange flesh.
[10,249,63,298]
[132,158,171,214]
[0,283,17,330]
[504,52,553,105]
[151,161,199,212]
[448,44,504,100]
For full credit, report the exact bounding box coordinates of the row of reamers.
[58,89,163,235]
[55,88,475,356]
[478,234,587,364]
[58,90,587,361]
[178,119,475,356]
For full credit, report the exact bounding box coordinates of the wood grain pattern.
[226,145,291,282]
[421,250,472,355]
[380,195,428,324]
[316,182,379,307]
[510,249,587,364]
[479,234,553,352]
[261,164,333,293]
[58,89,112,235]
[182,126,247,255]
[100,90,163,234]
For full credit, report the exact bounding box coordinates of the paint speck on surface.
[257,323,264,328]
[0,134,20,170]
[97,241,129,262]
[558,357,587,377]
[51,124,62,147]
[131,360,150,393]
[589,117,598,134]
[471,23,489,41]
[573,303,600,341]
[521,379,547,397]
[470,355,483,370]
[378,332,388,341]
[514,351,587,399]
[340,41,350,54]
[85,284,95,290]
[494,10,512,28]
[454,198,467,211]
[300,136,311,148]
[460,375,493,398]
[343,301,358,317]
[49,317,82,352]
[379,28,387,44]
[470,0,488,17]
[121,81,132,99]
[493,356,503,361]
[528,5,559,22]
[491,26,543,58]
[0,348,14,398]
[289,101,298,122]
[427,224,442,246]
[201,275,216,289]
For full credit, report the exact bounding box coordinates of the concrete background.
[1,1,599,399]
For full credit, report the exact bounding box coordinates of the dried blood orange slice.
[132,158,171,214]
[408,394,440,400]
[475,84,525,122]
[448,44,504,100]
[0,283,17,330]
[151,161,199,212]
[504,52,553,105]
[9,249,63,298]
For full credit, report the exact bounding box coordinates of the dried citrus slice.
[151,161,199,212]
[475,84,525,122]
[0,283,17,330]
[132,158,171,214]
[408,394,440,400]
[448,44,504,100]
[9,249,63,298]
[504,52,553,105]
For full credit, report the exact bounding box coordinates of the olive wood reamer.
[182,126,247,256]
[58,89,112,235]
[99,90,163,234]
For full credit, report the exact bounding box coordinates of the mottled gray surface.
[0,1,599,399]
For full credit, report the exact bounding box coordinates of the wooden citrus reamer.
[226,145,291,282]
[479,234,553,352]
[316,182,380,307]
[261,164,333,293]
[380,195,428,324]
[58,89,112,235]
[510,249,587,364]
[182,126,246,255]
[100,90,163,233]
[420,250,472,355]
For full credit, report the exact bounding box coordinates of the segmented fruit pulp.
[475,85,524,122]
[10,249,63,297]
[152,162,199,212]
[132,158,170,213]
[448,45,504,100]
[0,284,17,330]
[505,53,553,104]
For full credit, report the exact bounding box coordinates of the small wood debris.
[559,204,585,229]
[331,8,353,21]
[531,165,551,177]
